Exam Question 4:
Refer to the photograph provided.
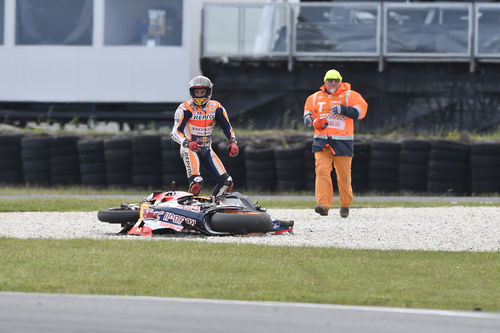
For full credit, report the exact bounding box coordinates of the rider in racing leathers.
[171,75,239,202]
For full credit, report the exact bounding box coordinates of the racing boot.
[212,174,233,203]
[188,175,203,195]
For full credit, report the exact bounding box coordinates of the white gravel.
[0,207,499,252]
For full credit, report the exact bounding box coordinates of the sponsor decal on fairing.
[144,208,198,228]
[157,221,184,231]
[161,211,197,227]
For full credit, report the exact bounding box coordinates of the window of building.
[386,6,470,54]
[477,7,500,54]
[104,0,182,46]
[296,5,379,53]
[15,0,93,45]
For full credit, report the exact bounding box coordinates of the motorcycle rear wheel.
[209,211,272,234]
[97,209,140,224]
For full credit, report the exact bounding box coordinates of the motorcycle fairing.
[128,206,207,236]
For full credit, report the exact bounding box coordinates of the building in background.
[0,0,499,133]
[0,0,262,128]
[200,0,500,134]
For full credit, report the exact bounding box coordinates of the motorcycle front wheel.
[97,209,140,224]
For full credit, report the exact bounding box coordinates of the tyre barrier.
[131,135,162,188]
[21,135,52,185]
[274,142,306,191]
[469,141,500,194]
[399,139,430,193]
[369,140,401,192]
[104,137,132,187]
[77,139,106,186]
[50,135,80,185]
[304,138,315,191]
[2,132,500,195]
[214,137,247,190]
[161,136,187,189]
[352,141,371,192]
[244,141,277,191]
[427,140,470,195]
[0,134,24,184]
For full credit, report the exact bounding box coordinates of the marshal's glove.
[304,114,313,127]
[313,118,328,130]
[331,105,343,115]
[228,139,239,158]
[183,140,201,152]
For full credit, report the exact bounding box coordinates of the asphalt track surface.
[1,292,499,333]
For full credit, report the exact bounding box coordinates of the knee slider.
[188,175,203,195]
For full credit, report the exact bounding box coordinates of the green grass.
[0,238,498,311]
[0,198,142,212]
[0,188,498,311]
[0,197,499,212]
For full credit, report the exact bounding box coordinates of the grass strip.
[0,197,499,212]
[0,238,498,312]
[0,198,142,212]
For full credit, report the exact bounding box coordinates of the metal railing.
[202,2,500,72]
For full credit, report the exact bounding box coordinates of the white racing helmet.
[189,76,213,106]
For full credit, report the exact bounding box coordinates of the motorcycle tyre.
[209,211,272,234]
[97,209,140,224]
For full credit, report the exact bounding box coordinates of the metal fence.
[202,2,500,72]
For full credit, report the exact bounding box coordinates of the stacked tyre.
[427,140,470,195]
[214,138,247,191]
[21,135,52,185]
[274,142,306,191]
[469,141,500,194]
[0,134,25,185]
[368,140,401,193]
[398,139,430,193]
[77,139,106,186]
[104,137,132,187]
[49,135,80,185]
[131,135,162,188]
[161,136,187,190]
[303,139,315,191]
[244,142,276,191]
[352,141,371,193]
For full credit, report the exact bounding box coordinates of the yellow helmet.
[323,69,342,82]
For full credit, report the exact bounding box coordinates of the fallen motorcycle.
[97,191,294,236]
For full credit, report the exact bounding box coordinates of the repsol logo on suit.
[192,114,215,120]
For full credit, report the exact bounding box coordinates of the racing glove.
[228,139,239,158]
[313,118,328,130]
[183,140,201,152]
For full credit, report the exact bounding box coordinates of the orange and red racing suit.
[171,98,237,197]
